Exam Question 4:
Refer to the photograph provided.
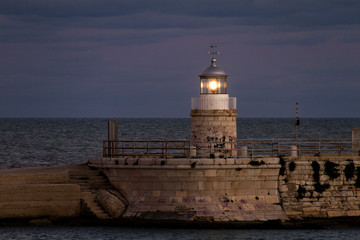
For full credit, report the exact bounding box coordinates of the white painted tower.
[190,49,237,157]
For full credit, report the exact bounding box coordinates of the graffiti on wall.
[206,136,236,156]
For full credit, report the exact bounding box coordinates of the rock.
[95,190,127,218]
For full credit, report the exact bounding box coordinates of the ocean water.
[1,118,360,239]
[0,118,359,169]
[1,226,360,240]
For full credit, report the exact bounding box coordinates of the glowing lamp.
[209,80,218,91]
[199,58,227,94]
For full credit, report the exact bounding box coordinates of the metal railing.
[237,138,354,157]
[103,140,190,158]
[103,138,356,158]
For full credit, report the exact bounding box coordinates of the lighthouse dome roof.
[200,58,227,77]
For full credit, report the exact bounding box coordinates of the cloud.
[1,0,360,46]
[1,0,360,26]
[0,0,360,117]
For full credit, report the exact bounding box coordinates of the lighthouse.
[190,48,237,157]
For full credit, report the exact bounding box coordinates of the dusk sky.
[1,0,359,118]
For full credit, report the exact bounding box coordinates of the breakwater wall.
[89,155,360,223]
[2,156,360,225]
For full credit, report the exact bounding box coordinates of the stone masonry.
[0,165,80,219]
[0,164,126,221]
[89,157,288,222]
[279,156,360,220]
[190,110,237,157]
[4,156,360,224]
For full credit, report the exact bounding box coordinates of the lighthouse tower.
[190,49,237,157]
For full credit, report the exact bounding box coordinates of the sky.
[0,0,360,118]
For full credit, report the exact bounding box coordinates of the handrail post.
[184,141,186,156]
[132,141,135,156]
[108,120,118,158]
[272,140,274,157]
[165,141,168,158]
[147,141,149,156]
[297,142,300,156]
[122,141,124,156]
[316,139,320,156]
[103,141,107,157]
[251,140,254,157]
[162,141,165,158]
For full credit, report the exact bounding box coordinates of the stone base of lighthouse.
[190,110,237,157]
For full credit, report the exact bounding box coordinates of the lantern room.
[199,57,227,94]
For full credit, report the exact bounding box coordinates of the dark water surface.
[1,118,359,169]
[1,226,360,240]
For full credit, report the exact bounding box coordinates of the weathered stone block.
[241,169,262,176]
[303,207,320,213]
[124,158,139,165]
[264,196,280,204]
[139,159,155,165]
[226,158,235,165]
[235,158,250,165]
[215,159,226,166]
[347,210,360,216]
[215,169,227,177]
[260,168,279,176]
[196,159,214,165]
[158,181,182,191]
[190,170,204,177]
[265,176,278,180]
[261,181,278,189]
[235,180,262,189]
[175,191,188,197]
[139,170,158,177]
[95,189,126,218]
[327,210,344,217]
[204,170,217,177]
[166,170,191,177]
[213,181,231,190]
[279,185,288,192]
[0,184,80,219]
[180,182,199,191]
[167,159,191,165]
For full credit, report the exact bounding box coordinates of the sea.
[1,118,360,239]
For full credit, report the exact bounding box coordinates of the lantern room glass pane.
[200,77,227,94]
[219,78,227,93]
[200,78,207,94]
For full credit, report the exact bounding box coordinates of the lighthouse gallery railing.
[103,138,355,158]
